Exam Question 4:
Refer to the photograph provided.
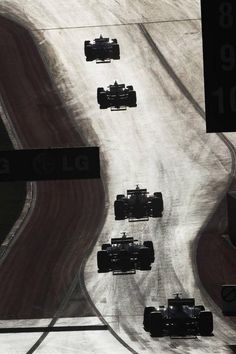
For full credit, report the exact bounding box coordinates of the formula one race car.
[97,81,137,110]
[114,185,163,221]
[97,232,155,274]
[143,294,213,337]
[84,35,120,63]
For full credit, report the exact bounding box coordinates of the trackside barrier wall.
[221,285,236,315]
[227,192,236,247]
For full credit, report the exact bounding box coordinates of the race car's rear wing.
[127,189,148,195]
[96,58,111,64]
[168,298,195,307]
[113,268,136,275]
[111,237,136,244]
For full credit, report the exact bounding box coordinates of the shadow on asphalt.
[0,325,108,333]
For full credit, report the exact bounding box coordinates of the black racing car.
[97,232,154,274]
[114,185,163,221]
[143,294,213,337]
[97,81,137,110]
[84,35,120,63]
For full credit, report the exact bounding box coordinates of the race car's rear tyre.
[114,200,125,220]
[99,92,109,109]
[199,311,213,336]
[127,85,134,91]
[85,44,93,61]
[97,250,110,272]
[112,38,118,43]
[150,311,163,337]
[116,194,125,200]
[128,90,137,107]
[153,192,163,211]
[97,87,104,104]
[143,306,156,331]
[139,247,152,270]
[152,194,163,217]
[143,241,155,262]
[84,40,90,56]
[101,243,111,250]
[113,44,120,59]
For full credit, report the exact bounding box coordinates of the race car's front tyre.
[199,311,213,336]
[143,306,156,331]
[84,40,90,56]
[101,243,111,250]
[126,85,134,91]
[150,311,163,337]
[143,241,155,263]
[128,90,137,107]
[112,43,120,59]
[97,250,110,272]
[114,200,125,220]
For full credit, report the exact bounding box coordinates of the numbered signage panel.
[221,285,236,315]
[201,0,236,132]
[0,147,100,182]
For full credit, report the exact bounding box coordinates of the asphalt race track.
[0,16,105,320]
[0,1,236,353]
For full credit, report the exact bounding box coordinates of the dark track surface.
[0,16,105,319]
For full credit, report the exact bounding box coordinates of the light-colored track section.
[1,0,200,29]
[0,318,130,354]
